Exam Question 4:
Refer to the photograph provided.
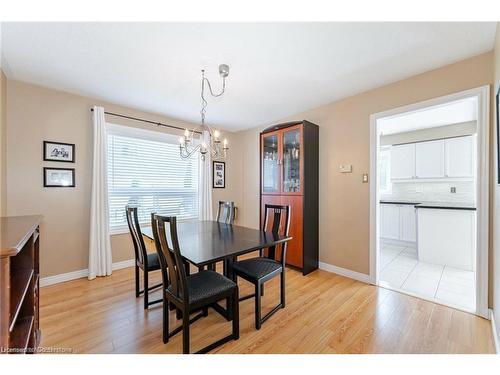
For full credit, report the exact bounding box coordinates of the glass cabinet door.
[282,127,302,193]
[262,133,280,193]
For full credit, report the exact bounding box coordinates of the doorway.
[369,86,489,318]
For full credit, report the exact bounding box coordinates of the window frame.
[106,123,200,235]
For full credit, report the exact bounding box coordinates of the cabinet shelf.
[9,315,34,353]
[9,269,34,331]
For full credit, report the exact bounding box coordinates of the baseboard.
[490,309,500,354]
[380,238,416,248]
[319,262,371,284]
[40,259,135,287]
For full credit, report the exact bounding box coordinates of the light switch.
[362,173,369,183]
[340,164,352,173]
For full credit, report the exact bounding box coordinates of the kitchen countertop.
[380,200,476,211]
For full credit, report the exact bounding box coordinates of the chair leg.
[176,308,182,320]
[255,283,262,330]
[280,270,286,307]
[163,297,169,344]
[232,287,240,339]
[135,265,140,297]
[182,311,190,354]
[143,270,149,309]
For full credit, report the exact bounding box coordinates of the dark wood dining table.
[141,220,292,319]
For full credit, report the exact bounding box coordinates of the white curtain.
[88,106,113,280]
[199,130,213,220]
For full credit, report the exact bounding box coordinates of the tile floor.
[379,242,475,312]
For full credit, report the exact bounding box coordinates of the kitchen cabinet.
[260,120,319,275]
[399,205,417,242]
[445,135,474,178]
[417,208,475,271]
[380,203,417,244]
[415,139,445,178]
[390,144,415,179]
[389,135,475,181]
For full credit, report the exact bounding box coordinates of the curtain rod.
[90,108,203,135]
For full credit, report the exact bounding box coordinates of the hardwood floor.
[39,264,495,354]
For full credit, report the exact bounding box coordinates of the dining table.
[141,220,292,319]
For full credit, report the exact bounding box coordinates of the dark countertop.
[380,200,476,211]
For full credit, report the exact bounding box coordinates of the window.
[107,124,199,232]
[379,146,392,194]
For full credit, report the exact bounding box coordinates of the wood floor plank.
[39,266,495,354]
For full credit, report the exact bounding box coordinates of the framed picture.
[43,141,75,163]
[496,83,500,184]
[43,167,75,187]
[213,161,225,189]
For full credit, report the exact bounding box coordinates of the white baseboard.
[380,238,416,248]
[319,262,371,284]
[491,309,500,354]
[40,259,136,287]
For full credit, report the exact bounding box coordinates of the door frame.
[369,85,490,319]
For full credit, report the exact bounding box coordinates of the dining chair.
[125,206,162,309]
[152,214,240,354]
[231,204,290,330]
[216,201,237,224]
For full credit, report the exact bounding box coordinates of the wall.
[491,22,500,346]
[5,80,242,277]
[237,52,493,275]
[381,181,475,204]
[0,70,5,215]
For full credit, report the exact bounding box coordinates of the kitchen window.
[379,146,392,194]
[107,124,199,233]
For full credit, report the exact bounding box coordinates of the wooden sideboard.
[0,215,42,354]
[260,120,319,275]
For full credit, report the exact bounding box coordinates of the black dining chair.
[231,204,290,330]
[216,201,237,224]
[152,214,240,354]
[125,206,163,309]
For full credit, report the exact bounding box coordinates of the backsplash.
[381,181,475,204]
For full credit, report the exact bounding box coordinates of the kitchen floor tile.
[402,273,440,299]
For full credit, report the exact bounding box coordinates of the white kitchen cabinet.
[399,205,417,242]
[417,208,475,271]
[445,136,474,178]
[415,139,445,178]
[390,144,415,180]
[380,204,400,240]
[380,203,417,244]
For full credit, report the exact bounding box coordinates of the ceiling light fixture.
[179,64,230,161]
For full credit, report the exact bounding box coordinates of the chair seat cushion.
[168,270,236,306]
[145,252,160,271]
[232,257,283,280]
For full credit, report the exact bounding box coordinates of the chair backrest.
[125,206,148,266]
[216,201,236,224]
[152,214,189,304]
[263,204,291,264]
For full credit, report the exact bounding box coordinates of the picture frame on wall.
[213,161,226,189]
[43,167,75,187]
[43,141,75,163]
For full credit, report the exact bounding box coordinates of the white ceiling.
[1,22,496,131]
[378,96,478,135]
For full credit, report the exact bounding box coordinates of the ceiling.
[378,96,478,135]
[1,22,496,131]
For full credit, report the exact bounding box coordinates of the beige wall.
[5,80,242,277]
[492,23,500,343]
[236,52,493,275]
[0,70,6,215]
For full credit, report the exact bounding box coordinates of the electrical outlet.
[451,187,456,193]
[415,185,424,193]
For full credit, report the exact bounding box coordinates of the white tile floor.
[379,243,475,312]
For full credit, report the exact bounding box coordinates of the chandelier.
[179,64,230,161]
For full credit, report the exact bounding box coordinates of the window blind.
[107,125,199,231]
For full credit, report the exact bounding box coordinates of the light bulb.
[223,138,228,147]
[184,128,190,138]
[214,130,220,140]
[179,136,185,146]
